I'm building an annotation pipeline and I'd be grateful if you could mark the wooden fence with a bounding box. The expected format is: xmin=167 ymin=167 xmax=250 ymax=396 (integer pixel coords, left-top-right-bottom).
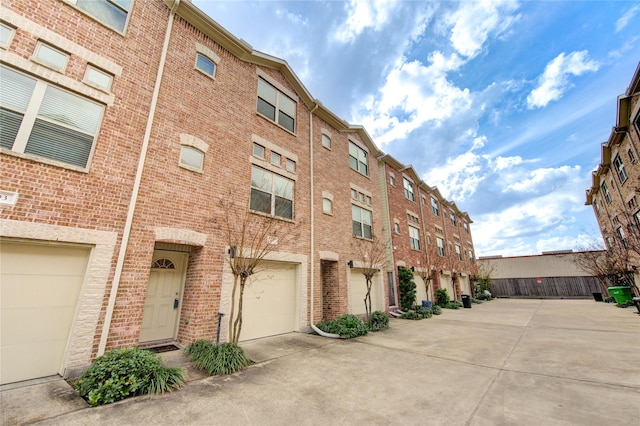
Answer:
xmin=490 ymin=276 xmax=604 ymax=299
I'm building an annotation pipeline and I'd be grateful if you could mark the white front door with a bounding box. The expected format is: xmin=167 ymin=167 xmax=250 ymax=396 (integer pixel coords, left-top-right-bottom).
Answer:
xmin=139 ymin=251 xmax=186 ymax=343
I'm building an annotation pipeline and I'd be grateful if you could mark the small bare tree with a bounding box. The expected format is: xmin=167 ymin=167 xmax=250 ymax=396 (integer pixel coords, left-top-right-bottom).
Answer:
xmin=352 ymin=235 xmax=389 ymax=322
xmin=416 ymin=240 xmax=448 ymax=301
xmin=574 ymin=234 xmax=638 ymax=296
xmin=217 ymin=194 xmax=299 ymax=344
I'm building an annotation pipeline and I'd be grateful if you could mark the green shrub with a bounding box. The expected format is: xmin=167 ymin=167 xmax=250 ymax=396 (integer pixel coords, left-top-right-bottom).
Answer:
xmin=400 ymin=306 xmax=432 ymax=320
xmin=435 ymin=288 xmax=450 ymax=307
xmin=316 ymin=314 xmax=368 ymax=338
xmin=445 ymin=301 xmax=463 ymax=309
xmin=185 ymin=341 xmax=251 ymax=376
xmin=476 ymin=291 xmax=492 ymax=301
xmin=431 ymin=305 xmax=442 ymax=315
xmin=369 ymin=310 xmax=389 ymax=331
xmin=73 ymin=347 xmax=185 ymax=407
xmin=398 ymin=267 xmax=417 ymax=311
xmin=471 ymin=298 xmax=483 ymax=304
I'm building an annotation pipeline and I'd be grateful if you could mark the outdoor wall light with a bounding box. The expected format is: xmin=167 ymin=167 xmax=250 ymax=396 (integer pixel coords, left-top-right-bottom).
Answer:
xmin=410 ymin=266 xmax=415 ymax=272
xmin=347 ymin=260 xmax=354 ymax=268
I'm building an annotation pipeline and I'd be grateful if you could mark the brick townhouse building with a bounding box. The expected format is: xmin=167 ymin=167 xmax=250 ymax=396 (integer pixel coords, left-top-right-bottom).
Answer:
xmin=0 ymin=0 xmax=473 ymax=385
xmin=380 ymin=155 xmax=476 ymax=306
xmin=585 ymin=62 xmax=640 ymax=280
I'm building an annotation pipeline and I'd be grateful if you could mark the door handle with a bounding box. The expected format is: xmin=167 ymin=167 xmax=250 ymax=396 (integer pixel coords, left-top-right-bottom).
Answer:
xmin=174 ymin=298 xmax=179 ymax=309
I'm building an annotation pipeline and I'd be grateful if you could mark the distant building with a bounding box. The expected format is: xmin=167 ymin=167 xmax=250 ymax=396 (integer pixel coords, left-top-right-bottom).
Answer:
xmin=585 ymin=62 xmax=640 ymax=266
xmin=478 ymin=251 xmax=604 ymax=298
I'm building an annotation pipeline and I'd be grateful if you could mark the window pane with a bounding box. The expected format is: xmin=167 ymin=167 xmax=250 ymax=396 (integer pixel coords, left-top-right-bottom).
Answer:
xmin=362 ymin=209 xmax=372 ymax=225
xmin=25 ymin=119 xmax=93 ymax=167
xmin=196 ymin=54 xmax=215 ymax=77
xmin=360 ymin=162 xmax=368 ymax=176
xmin=275 ymin=196 xmax=293 ymax=219
xmin=0 ymin=108 xmax=23 ymax=149
xmin=253 ymin=143 xmax=264 ymax=158
xmin=76 ymin=0 xmax=128 ymax=32
xmin=39 ymin=86 xmax=103 ymax=133
xmin=257 ymin=98 xmax=276 ymax=121
xmin=349 ymin=142 xmax=358 ymax=158
xmin=250 ymin=188 xmax=271 ymax=214
xmin=279 ymin=94 xmax=295 ymax=117
xmin=273 ymin=174 xmax=293 ymax=199
xmin=278 ymin=111 xmax=295 ymax=132
xmin=363 ymin=224 xmax=372 ymax=239
xmin=286 ymin=158 xmax=295 ymax=172
xmin=323 ymin=198 xmax=332 ymax=214
xmin=251 ymin=167 xmax=271 ymax=191
xmin=322 ymin=134 xmax=331 ymax=148
xmin=257 ymin=79 xmax=277 ymax=104
xmin=353 ymin=220 xmax=362 ymax=237
xmin=349 ymin=156 xmax=358 ymax=171
xmin=0 ymin=23 xmax=13 ymax=46
xmin=35 ymin=44 xmax=67 ymax=70
xmin=85 ymin=67 xmax=113 ymax=90
xmin=0 ymin=66 xmax=37 ymax=111
xmin=180 ymin=146 xmax=204 ymax=169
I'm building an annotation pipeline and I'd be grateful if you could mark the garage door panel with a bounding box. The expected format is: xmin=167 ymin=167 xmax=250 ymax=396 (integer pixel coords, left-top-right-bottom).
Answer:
xmin=240 ymin=262 xmax=297 ymax=342
xmin=1 ymin=242 xmax=88 ymax=384
xmin=1 ymin=276 xmax=82 ymax=308
xmin=2 ymin=307 xmax=77 ymax=343
xmin=415 ymin=275 xmax=428 ymax=306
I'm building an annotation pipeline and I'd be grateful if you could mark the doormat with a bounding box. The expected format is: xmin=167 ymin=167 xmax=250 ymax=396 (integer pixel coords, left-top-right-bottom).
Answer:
xmin=147 ymin=344 xmax=180 ymax=354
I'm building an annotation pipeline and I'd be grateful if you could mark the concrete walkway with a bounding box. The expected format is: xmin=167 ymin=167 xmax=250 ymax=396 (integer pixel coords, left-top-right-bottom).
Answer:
xmin=2 ymin=299 xmax=638 ymax=425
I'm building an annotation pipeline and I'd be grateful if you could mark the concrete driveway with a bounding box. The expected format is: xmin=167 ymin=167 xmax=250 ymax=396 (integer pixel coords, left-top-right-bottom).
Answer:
xmin=2 ymin=299 xmax=639 ymax=425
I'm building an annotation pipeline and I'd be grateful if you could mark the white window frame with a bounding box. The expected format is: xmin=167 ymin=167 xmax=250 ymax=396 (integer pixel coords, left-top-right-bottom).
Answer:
xmin=469 ymin=249 xmax=475 ymax=264
xmin=270 ymin=151 xmax=281 ymax=167
xmin=1 ymin=65 xmax=104 ymax=171
xmin=403 ymin=178 xmax=415 ymax=202
xmin=250 ymin=165 xmax=294 ymax=220
xmin=352 ymin=204 xmax=373 ymax=240
xmin=195 ymin=53 xmax=217 ymax=79
xmin=68 ymin=0 xmax=132 ymax=33
xmin=389 ymin=173 xmax=395 ymax=186
xmin=349 ymin=141 xmax=368 ymax=176
xmin=602 ymin=181 xmax=611 ymax=203
xmin=323 ymin=198 xmax=333 ymax=215
xmin=409 ymin=226 xmax=420 ymax=250
xmin=286 ymin=158 xmax=296 ymax=173
xmin=0 ymin=22 xmax=16 ymax=49
xmin=613 ymin=154 xmax=628 ymax=183
xmin=257 ymin=77 xmax=296 ymax=133
xmin=450 ymin=211 xmax=457 ymax=226
xmin=84 ymin=65 xmax=114 ymax=92
xmin=253 ymin=143 xmax=265 ymax=159
xmin=431 ymin=197 xmax=439 ymax=216
xmin=321 ymin=133 xmax=331 ymax=149
xmin=455 ymin=244 xmax=462 ymax=261
xmin=32 ymin=41 xmax=69 ymax=72
xmin=179 ymin=145 xmax=204 ymax=172
xmin=436 ymin=237 xmax=445 ymax=257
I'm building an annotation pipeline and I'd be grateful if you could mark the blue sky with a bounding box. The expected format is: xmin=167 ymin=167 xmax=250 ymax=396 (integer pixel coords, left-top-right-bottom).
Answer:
xmin=193 ymin=0 xmax=640 ymax=257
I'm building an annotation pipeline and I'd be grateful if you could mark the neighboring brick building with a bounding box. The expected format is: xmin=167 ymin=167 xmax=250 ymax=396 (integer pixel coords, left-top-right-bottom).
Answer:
xmin=585 ymin=62 xmax=640 ymax=283
xmin=0 ymin=0 xmax=474 ymax=385
xmin=380 ymin=155 xmax=476 ymax=306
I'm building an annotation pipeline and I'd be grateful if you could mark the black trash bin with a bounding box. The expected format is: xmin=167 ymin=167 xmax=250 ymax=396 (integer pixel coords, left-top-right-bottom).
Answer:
xmin=461 ymin=294 xmax=472 ymax=308
xmin=633 ymin=297 xmax=640 ymax=314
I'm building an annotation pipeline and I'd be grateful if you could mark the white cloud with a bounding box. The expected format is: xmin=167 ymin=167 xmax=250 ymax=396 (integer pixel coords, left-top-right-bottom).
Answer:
xmin=527 ymin=51 xmax=600 ymax=109
xmin=616 ymin=4 xmax=640 ymax=32
xmin=353 ymin=52 xmax=471 ymax=146
xmin=334 ymin=0 xmax=399 ymax=43
xmin=446 ymin=0 xmax=520 ymax=58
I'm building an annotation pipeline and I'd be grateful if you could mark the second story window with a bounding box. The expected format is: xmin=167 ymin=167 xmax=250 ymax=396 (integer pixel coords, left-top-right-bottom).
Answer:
xmin=602 ymin=181 xmax=611 ymax=203
xmin=403 ymin=178 xmax=415 ymax=201
xmin=0 ymin=65 xmax=105 ymax=170
xmin=409 ymin=226 xmax=420 ymax=250
xmin=74 ymin=0 xmax=131 ymax=32
xmin=431 ymin=197 xmax=439 ymax=216
xmin=352 ymin=205 xmax=372 ymax=239
xmin=455 ymin=245 xmax=462 ymax=261
xmin=436 ymin=237 xmax=445 ymax=257
xmin=250 ymin=166 xmax=294 ymax=220
xmin=349 ymin=142 xmax=368 ymax=176
xmin=257 ymin=78 xmax=296 ymax=132
xmin=613 ymin=154 xmax=628 ymax=183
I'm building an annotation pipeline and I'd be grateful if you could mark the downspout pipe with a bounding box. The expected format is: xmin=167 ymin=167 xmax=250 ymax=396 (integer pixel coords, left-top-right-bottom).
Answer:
xmin=309 ymin=102 xmax=318 ymax=328
xmin=98 ymin=0 xmax=181 ymax=355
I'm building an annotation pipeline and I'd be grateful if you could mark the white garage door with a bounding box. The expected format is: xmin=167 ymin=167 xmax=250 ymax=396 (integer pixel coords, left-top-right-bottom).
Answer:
xmin=1 ymin=241 xmax=89 ymax=384
xmin=239 ymin=261 xmax=297 ymax=342
xmin=349 ymin=269 xmax=382 ymax=316
xmin=440 ymin=274 xmax=455 ymax=300
xmin=460 ymin=275 xmax=471 ymax=295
